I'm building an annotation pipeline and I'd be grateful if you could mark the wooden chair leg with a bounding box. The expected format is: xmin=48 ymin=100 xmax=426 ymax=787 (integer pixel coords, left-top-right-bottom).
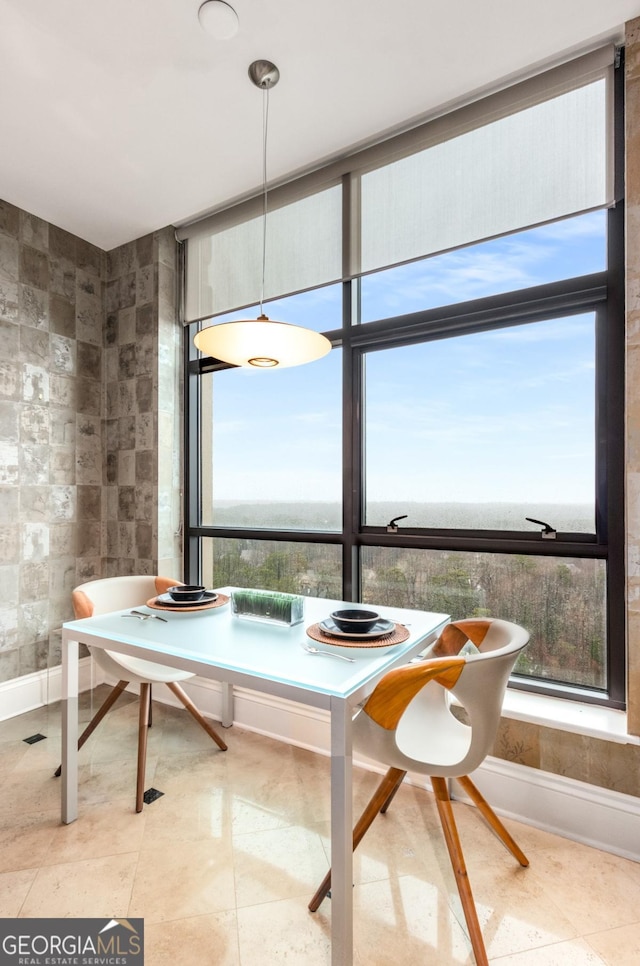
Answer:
xmin=148 ymin=683 xmax=153 ymax=727
xmin=166 ymin=681 xmax=228 ymax=751
xmin=455 ymin=775 xmax=529 ymax=866
xmin=308 ymin=766 xmax=406 ymax=913
xmin=379 ymin=771 xmax=406 ymax=814
xmin=136 ymin=683 xmax=151 ymax=813
xmin=54 ymin=680 xmax=129 ymax=777
xmin=431 ymin=776 xmax=489 ymax=966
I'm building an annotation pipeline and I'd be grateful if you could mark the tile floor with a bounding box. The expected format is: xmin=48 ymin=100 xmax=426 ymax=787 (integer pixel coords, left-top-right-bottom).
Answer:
xmin=1 ymin=686 xmax=640 ymax=964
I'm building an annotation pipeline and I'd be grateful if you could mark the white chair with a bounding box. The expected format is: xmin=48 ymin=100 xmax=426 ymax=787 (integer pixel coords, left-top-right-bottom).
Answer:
xmin=56 ymin=575 xmax=227 ymax=812
xmin=308 ymin=617 xmax=530 ymax=966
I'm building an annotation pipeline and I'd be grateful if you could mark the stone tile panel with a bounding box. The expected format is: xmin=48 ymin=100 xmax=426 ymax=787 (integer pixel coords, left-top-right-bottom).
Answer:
xmin=76 ymin=238 xmax=102 ymax=277
xmin=77 ymin=485 xmax=102 ymax=520
xmin=0 ymin=441 xmax=19 ymax=484
xmin=136 ymin=233 xmax=154 ymax=269
xmin=49 ymin=256 xmax=76 ymax=301
xmin=49 ymin=293 xmax=75 ymax=338
xmin=50 ymin=445 xmax=76 ymax=484
xmin=0 ymin=563 xmax=19 ymax=611
xmin=0 ymin=279 xmax=19 ymax=322
xmin=22 ymin=522 xmax=49 ymax=560
xmin=22 ymin=364 xmax=49 ymax=404
xmin=20 ymin=327 xmax=50 ymax=367
xmin=0 ymin=318 xmax=20 ymax=357
xmin=49 ymin=485 xmax=76 ymax=522
xmin=77 ymin=340 xmax=101 ymax=379
xmin=20 ymin=560 xmax=49 ymax=601
xmin=136 ymin=375 xmax=153 ymax=413
xmin=0 ymin=525 xmax=19 ymax=564
xmin=49 ymin=523 xmax=75 ymax=557
xmin=20 ymin=405 xmax=49 ymax=445
xmin=0 ymin=200 xmax=19 ymax=237
xmin=49 ymin=373 xmax=76 ymax=409
xmin=20 ymin=444 xmax=49 ymax=484
xmin=0 ymin=488 xmax=19 ymax=524
xmin=49 ymin=224 xmax=77 ymax=262
xmin=118 ymin=306 xmax=136 ymax=344
xmin=76 ymin=289 xmax=102 ymax=344
xmin=51 ymin=334 xmax=75 ymax=373
xmin=77 ymin=377 xmax=101 ymax=416
xmin=0 ymin=610 xmax=18 ymax=651
xmin=20 ymin=212 xmax=48 ymax=252
xmin=20 ymin=487 xmax=48 ymax=522
xmin=19 ymin=245 xmax=48 ymax=290
xmin=50 ymin=408 xmax=75 ymax=446
xmin=0 ymin=234 xmax=19 ymax=281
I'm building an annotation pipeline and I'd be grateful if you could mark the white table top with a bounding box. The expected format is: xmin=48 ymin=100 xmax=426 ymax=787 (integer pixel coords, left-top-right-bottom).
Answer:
xmin=62 ymin=588 xmax=450 ymax=708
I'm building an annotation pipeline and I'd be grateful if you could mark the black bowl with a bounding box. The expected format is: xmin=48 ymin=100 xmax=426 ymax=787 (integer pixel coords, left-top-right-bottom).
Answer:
xmin=167 ymin=584 xmax=206 ymax=602
xmin=330 ymin=608 xmax=380 ymax=634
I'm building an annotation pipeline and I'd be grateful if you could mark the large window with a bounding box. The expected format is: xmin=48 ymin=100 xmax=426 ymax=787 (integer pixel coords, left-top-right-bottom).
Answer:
xmin=361 ymin=548 xmax=607 ymax=690
xmin=363 ymin=312 xmax=597 ymax=532
xmin=184 ymin=47 xmax=624 ymax=706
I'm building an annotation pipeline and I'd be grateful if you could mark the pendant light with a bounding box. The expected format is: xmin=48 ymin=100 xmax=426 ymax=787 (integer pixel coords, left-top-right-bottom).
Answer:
xmin=193 ymin=60 xmax=332 ymax=369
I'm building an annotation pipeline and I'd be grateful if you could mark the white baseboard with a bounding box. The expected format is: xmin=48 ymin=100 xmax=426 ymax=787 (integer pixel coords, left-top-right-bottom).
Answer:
xmin=451 ymin=757 xmax=640 ymax=863
xmin=3 ymin=667 xmax=640 ymax=862
xmin=0 ymin=658 xmax=95 ymax=722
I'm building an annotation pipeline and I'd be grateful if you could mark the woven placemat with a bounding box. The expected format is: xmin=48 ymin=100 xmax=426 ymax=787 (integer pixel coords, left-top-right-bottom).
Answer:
xmin=306 ymin=621 xmax=410 ymax=649
xmin=146 ymin=592 xmax=230 ymax=613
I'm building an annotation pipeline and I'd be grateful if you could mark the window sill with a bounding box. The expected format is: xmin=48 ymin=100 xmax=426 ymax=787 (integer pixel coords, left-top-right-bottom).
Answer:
xmin=500 ymin=689 xmax=640 ymax=745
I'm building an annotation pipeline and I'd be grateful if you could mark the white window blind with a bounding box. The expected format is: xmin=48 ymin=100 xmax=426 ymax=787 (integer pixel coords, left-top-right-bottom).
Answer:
xmin=181 ymin=47 xmax=614 ymax=326
xmin=360 ymin=79 xmax=611 ymax=275
xmin=184 ymin=185 xmax=342 ymax=324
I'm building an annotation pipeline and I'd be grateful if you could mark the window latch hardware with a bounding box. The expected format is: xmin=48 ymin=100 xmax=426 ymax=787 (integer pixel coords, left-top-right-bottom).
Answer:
xmin=525 ymin=517 xmax=557 ymax=539
xmin=387 ymin=514 xmax=408 ymax=533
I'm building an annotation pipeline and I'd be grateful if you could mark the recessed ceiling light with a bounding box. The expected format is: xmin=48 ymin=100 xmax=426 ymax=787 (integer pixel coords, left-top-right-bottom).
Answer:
xmin=198 ymin=1 xmax=239 ymax=40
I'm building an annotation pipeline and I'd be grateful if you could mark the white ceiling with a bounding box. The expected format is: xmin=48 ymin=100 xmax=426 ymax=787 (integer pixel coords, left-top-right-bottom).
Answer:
xmin=1 ymin=0 xmax=639 ymax=251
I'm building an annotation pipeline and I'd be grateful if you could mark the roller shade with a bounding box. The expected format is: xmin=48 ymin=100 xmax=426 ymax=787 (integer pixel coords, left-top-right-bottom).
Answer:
xmin=361 ymin=78 xmax=611 ymax=274
xmin=185 ymin=184 xmax=342 ymax=324
xmin=181 ymin=46 xmax=615 ymax=325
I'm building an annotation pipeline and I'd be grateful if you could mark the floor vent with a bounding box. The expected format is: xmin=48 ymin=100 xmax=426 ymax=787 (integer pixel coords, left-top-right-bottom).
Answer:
xmin=23 ymin=733 xmax=46 ymax=744
xmin=143 ymin=787 xmax=164 ymax=805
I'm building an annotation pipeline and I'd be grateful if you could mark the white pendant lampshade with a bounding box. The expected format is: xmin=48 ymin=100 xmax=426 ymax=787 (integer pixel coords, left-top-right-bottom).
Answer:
xmin=193 ymin=59 xmax=332 ymax=370
xmin=193 ymin=314 xmax=331 ymax=368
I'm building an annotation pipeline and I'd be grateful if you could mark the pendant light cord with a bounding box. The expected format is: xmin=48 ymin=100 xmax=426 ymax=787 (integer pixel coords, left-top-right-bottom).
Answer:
xmin=260 ymin=85 xmax=270 ymax=316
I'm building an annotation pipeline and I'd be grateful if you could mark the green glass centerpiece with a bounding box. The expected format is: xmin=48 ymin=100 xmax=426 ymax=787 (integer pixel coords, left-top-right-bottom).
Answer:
xmin=230 ymin=589 xmax=305 ymax=626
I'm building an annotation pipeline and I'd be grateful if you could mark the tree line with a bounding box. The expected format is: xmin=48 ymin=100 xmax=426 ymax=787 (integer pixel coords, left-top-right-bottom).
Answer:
xmin=208 ymin=540 xmax=605 ymax=690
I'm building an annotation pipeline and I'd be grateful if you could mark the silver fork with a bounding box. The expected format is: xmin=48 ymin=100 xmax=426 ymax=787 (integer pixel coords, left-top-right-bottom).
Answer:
xmin=121 ymin=610 xmax=168 ymax=623
xmin=301 ymin=642 xmax=355 ymax=662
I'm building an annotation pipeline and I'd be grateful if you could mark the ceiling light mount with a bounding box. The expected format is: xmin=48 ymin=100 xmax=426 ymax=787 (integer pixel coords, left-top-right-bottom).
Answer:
xmin=248 ymin=60 xmax=280 ymax=90
xmin=198 ymin=1 xmax=239 ymax=40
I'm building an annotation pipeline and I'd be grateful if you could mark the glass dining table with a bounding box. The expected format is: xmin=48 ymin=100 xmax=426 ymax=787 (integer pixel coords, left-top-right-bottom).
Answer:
xmin=60 ymin=588 xmax=449 ymax=965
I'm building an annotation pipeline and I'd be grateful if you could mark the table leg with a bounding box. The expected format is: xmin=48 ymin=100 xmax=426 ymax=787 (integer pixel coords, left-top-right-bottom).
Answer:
xmin=221 ymin=681 xmax=234 ymax=728
xmin=61 ymin=634 xmax=79 ymax=824
xmin=330 ymin=696 xmax=353 ymax=965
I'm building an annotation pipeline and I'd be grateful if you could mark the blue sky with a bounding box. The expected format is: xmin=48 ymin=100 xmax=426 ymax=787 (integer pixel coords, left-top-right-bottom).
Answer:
xmin=205 ymin=211 xmax=605 ymax=517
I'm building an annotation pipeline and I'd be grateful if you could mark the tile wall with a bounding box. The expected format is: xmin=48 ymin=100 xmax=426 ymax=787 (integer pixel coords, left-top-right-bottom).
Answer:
xmin=0 ymin=201 xmax=180 ymax=686
xmin=0 ymin=203 xmax=105 ymax=682
xmin=103 ymin=228 xmax=181 ymax=579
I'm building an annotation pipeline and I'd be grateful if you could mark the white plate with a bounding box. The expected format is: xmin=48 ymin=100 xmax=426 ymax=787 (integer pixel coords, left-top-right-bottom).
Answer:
xmin=319 ymin=617 xmax=395 ymax=640
xmin=155 ymin=591 xmax=218 ymax=608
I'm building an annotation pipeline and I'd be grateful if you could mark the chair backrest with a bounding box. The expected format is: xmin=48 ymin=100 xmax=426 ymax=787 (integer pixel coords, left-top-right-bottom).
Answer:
xmin=353 ymin=618 xmax=529 ymax=779
xmin=72 ymin=575 xmax=182 ymax=619
xmin=70 ymin=575 xmax=185 ymax=683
